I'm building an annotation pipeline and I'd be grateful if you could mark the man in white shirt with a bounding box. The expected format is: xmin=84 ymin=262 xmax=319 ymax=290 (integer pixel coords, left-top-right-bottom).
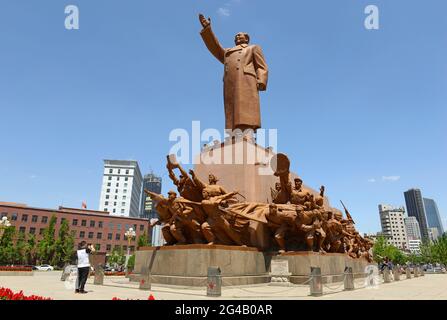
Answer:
xmin=76 ymin=241 xmax=95 ymax=294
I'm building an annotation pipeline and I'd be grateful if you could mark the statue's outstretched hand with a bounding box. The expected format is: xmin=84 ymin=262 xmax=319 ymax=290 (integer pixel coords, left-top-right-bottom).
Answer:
xmin=199 ymin=14 xmax=211 ymax=28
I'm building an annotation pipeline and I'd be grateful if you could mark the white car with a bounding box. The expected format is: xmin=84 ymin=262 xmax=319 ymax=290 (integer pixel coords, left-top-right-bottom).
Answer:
xmin=34 ymin=264 xmax=54 ymax=271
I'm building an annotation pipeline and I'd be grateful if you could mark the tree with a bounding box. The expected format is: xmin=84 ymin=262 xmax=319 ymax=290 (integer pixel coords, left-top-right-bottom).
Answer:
xmin=54 ymin=219 xmax=75 ymax=267
xmin=26 ymin=234 xmax=37 ymax=265
xmin=0 ymin=226 xmax=15 ymax=265
xmin=14 ymin=232 xmax=28 ymax=265
xmin=107 ymin=247 xmax=126 ymax=269
xmin=137 ymin=231 xmax=150 ymax=249
xmin=372 ymin=236 xmax=408 ymax=265
xmin=37 ymin=215 xmax=57 ymax=264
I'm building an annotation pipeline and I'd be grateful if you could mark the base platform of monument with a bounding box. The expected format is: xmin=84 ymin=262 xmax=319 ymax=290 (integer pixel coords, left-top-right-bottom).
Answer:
xmin=131 ymin=245 xmax=371 ymax=287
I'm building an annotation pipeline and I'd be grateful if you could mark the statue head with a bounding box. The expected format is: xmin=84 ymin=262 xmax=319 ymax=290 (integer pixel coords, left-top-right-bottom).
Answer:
xmin=275 ymin=182 xmax=281 ymax=191
xmin=269 ymin=204 xmax=278 ymax=215
xmin=167 ymin=190 xmax=177 ymax=201
xmin=334 ymin=211 xmax=343 ymax=221
xmin=208 ymin=174 xmax=218 ymax=185
xmin=234 ymin=32 xmax=250 ymax=46
xmin=202 ymin=190 xmax=210 ymax=200
xmin=294 ymin=177 xmax=303 ymax=189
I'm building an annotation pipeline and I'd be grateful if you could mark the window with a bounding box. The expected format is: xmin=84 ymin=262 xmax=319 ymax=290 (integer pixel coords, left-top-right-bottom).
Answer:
xmin=114 ymin=195 xmax=118 ymax=200
xmin=88 ymin=232 xmax=94 ymax=239
xmin=116 ymin=234 xmax=121 ymax=240
xmin=133 ymin=224 xmax=137 ymax=230
xmin=95 ymin=244 xmax=101 ymax=251
xmin=39 ymin=228 xmax=44 ymax=235
xmin=107 ymin=233 xmax=113 ymax=240
xmin=117 ymin=224 xmax=121 ymax=231
xmin=106 ymin=189 xmax=110 ymax=193
xmin=106 ymin=244 xmax=112 ymax=251
xmin=123 ymin=189 xmax=127 ymax=194
xmin=124 ymin=183 xmax=128 ymax=188
xmin=125 ymin=224 xmax=129 ymax=230
xmin=11 ymin=213 xmax=17 ymax=221
xmin=72 ymin=219 xmax=78 ymax=226
xmin=108 ymin=176 xmax=112 ymax=181
xmin=113 ymin=209 xmax=116 ymax=214
xmin=121 ymin=208 xmax=125 ymax=214
xmin=122 ymin=202 xmax=126 ymax=206
xmin=130 ymin=246 xmax=135 ymax=252
xmin=118 ymin=169 xmax=121 ymax=174
xmin=116 ymin=183 xmax=119 ymax=187
xmin=19 ymin=227 xmax=26 ymax=233
xmin=32 ymin=215 xmax=38 ymax=223
xmin=105 ymin=201 xmax=109 ymax=206
xmin=0 ymin=212 xmax=6 ymax=218
xmin=79 ymin=231 xmax=85 ymax=238
xmin=123 ymin=196 xmax=127 ymax=200
xmin=98 ymin=221 xmax=103 ymax=228
xmin=114 ymin=202 xmax=117 ymax=206
xmin=106 ymin=195 xmax=109 ymax=200
xmin=115 ymin=189 xmax=118 ymax=193
xmin=108 ymin=222 xmax=114 ymax=229
xmin=97 ymin=233 xmax=102 ymax=239
xmin=61 ymin=218 xmax=66 ymax=224
xmin=22 ymin=214 xmax=28 ymax=222
xmin=81 ymin=220 xmax=87 ymax=227
xmin=90 ymin=220 xmax=95 ymax=228
xmin=125 ymin=177 xmax=128 ymax=182
xmin=123 ymin=245 xmax=127 ymax=251
xmin=126 ymin=170 xmax=129 ymax=174
xmin=117 ymin=177 xmax=120 ymax=181
xmin=140 ymin=225 xmax=144 ymax=231
xmin=30 ymin=227 xmax=36 ymax=234
xmin=109 ymin=169 xmax=113 ymax=174
xmin=107 ymin=183 xmax=111 ymax=187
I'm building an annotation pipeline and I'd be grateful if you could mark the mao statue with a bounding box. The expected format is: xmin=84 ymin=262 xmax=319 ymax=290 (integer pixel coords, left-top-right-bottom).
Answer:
xmin=199 ymin=14 xmax=269 ymax=132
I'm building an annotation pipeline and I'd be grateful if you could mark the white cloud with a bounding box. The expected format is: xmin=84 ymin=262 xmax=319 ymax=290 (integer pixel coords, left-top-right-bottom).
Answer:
xmin=29 ymin=174 xmax=37 ymax=179
xmin=367 ymin=178 xmax=376 ymax=183
xmin=382 ymin=176 xmax=401 ymax=182
xmin=217 ymin=7 xmax=231 ymax=17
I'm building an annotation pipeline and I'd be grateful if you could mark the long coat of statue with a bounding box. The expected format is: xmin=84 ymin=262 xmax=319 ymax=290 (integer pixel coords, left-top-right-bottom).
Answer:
xmin=200 ymin=25 xmax=268 ymax=131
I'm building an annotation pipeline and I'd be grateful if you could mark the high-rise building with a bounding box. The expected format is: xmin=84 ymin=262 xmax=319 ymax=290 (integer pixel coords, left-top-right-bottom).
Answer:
xmin=140 ymin=173 xmax=162 ymax=220
xmin=99 ymin=160 xmax=143 ymax=218
xmin=429 ymin=227 xmax=440 ymax=242
xmin=408 ymin=239 xmax=422 ymax=254
xmin=404 ymin=189 xmax=430 ymax=242
xmin=404 ymin=216 xmax=422 ymax=240
xmin=423 ymin=198 xmax=444 ymax=238
xmin=378 ymin=204 xmax=408 ymax=250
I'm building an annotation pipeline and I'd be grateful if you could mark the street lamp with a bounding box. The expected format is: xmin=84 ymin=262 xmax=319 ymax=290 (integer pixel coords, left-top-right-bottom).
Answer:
xmin=124 ymin=227 xmax=136 ymax=273
xmin=0 ymin=216 xmax=11 ymax=238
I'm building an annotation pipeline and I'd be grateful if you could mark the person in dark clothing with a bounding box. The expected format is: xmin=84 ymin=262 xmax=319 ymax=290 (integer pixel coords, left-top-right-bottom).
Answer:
xmin=75 ymin=241 xmax=95 ymax=294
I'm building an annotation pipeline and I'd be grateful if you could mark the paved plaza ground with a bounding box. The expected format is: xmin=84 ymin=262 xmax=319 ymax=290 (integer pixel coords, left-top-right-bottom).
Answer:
xmin=1 ymin=271 xmax=447 ymax=300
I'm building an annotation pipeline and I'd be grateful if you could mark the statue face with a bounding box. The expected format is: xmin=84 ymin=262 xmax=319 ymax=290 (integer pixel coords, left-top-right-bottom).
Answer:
xmin=234 ymin=33 xmax=249 ymax=45
xmin=202 ymin=190 xmax=210 ymax=200
xmin=168 ymin=193 xmax=176 ymax=201
xmin=275 ymin=183 xmax=281 ymax=191
xmin=208 ymin=174 xmax=217 ymax=185
xmin=294 ymin=179 xmax=302 ymax=189
xmin=334 ymin=212 xmax=343 ymax=221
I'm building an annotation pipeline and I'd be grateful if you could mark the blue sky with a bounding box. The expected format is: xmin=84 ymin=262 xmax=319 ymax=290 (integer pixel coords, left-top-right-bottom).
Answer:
xmin=0 ymin=0 xmax=446 ymax=234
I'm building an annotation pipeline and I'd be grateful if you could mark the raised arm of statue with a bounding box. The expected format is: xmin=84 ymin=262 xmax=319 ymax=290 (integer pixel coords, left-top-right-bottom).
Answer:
xmin=144 ymin=189 xmax=167 ymax=205
xmin=199 ymin=13 xmax=225 ymax=64
xmin=253 ymin=45 xmax=268 ymax=91
xmin=189 ymin=169 xmax=206 ymax=190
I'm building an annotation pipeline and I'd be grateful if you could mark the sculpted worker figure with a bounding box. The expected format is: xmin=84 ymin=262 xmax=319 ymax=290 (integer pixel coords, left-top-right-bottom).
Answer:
xmin=199 ymin=14 xmax=269 ymax=132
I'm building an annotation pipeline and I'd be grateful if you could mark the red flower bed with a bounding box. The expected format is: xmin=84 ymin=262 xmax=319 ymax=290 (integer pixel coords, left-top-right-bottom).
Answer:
xmin=0 ymin=287 xmax=52 ymax=300
xmin=0 ymin=266 xmax=33 ymax=272
xmin=112 ymin=294 xmax=155 ymax=300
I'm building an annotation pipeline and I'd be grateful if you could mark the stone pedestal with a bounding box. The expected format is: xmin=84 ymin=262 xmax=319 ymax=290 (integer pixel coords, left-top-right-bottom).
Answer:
xmin=132 ymin=245 xmax=270 ymax=286
xmin=269 ymin=258 xmax=292 ymax=287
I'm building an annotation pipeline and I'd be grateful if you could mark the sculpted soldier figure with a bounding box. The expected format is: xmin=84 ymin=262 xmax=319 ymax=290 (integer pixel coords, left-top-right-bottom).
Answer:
xmin=265 ymin=204 xmax=297 ymax=253
xmin=290 ymin=177 xmax=310 ymax=206
xmin=189 ymin=169 xmax=228 ymax=198
xmin=295 ymin=207 xmax=326 ymax=253
xmin=201 ymin=190 xmax=246 ymax=246
xmin=145 ymin=190 xmax=203 ymax=245
xmin=166 ymin=156 xmax=203 ymax=202
xmin=199 ymin=13 xmax=268 ymax=132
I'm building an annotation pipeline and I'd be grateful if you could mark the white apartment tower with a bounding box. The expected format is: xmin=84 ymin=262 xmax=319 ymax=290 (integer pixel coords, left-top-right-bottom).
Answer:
xmin=99 ymin=160 xmax=143 ymax=218
xmin=404 ymin=216 xmax=422 ymax=240
xmin=378 ymin=204 xmax=408 ymax=250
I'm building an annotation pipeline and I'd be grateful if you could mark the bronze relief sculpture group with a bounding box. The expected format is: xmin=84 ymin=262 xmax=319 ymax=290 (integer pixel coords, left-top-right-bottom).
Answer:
xmin=146 ymin=155 xmax=373 ymax=261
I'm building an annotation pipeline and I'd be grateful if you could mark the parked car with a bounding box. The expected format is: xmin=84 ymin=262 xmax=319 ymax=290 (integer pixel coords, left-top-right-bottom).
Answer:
xmin=34 ymin=264 xmax=54 ymax=271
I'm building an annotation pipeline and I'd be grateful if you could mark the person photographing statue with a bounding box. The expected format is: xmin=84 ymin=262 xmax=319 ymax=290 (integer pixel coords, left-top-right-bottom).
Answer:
xmin=75 ymin=241 xmax=95 ymax=294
